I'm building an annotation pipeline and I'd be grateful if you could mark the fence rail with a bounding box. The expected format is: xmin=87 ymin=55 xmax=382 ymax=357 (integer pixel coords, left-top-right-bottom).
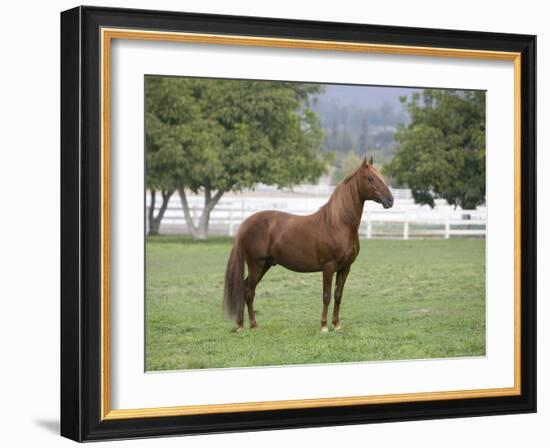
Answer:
xmin=147 ymin=193 xmax=486 ymax=239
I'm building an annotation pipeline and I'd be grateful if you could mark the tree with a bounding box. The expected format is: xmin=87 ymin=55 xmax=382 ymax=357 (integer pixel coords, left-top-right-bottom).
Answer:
xmin=384 ymin=89 xmax=485 ymax=209
xmin=331 ymin=150 xmax=362 ymax=185
xmin=342 ymin=151 xmax=362 ymax=176
xmin=145 ymin=77 xmax=329 ymax=239
xmin=145 ymin=77 xmax=210 ymax=235
xmin=145 ymin=77 xmax=190 ymax=235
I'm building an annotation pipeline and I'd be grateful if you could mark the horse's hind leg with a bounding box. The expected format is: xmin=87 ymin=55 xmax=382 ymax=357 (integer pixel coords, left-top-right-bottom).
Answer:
xmin=245 ymin=261 xmax=270 ymax=329
xmin=332 ymin=266 xmax=350 ymax=330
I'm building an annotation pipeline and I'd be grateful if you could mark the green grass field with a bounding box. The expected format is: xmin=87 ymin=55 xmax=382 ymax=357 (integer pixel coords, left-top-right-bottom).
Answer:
xmin=146 ymin=237 xmax=485 ymax=371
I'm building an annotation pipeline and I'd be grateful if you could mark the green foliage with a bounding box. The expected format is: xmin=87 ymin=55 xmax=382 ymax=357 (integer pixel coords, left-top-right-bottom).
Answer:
xmin=331 ymin=150 xmax=362 ymax=184
xmin=342 ymin=150 xmax=362 ymax=176
xmin=145 ymin=77 xmax=329 ymax=194
xmin=145 ymin=238 xmax=485 ymax=370
xmin=384 ymin=90 xmax=486 ymax=209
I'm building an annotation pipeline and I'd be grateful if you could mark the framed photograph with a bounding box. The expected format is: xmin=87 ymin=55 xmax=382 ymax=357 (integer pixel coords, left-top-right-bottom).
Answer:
xmin=60 ymin=6 xmax=536 ymax=442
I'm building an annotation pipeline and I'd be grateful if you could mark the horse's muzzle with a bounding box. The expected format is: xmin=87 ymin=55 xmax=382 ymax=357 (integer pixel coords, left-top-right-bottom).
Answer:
xmin=382 ymin=195 xmax=394 ymax=209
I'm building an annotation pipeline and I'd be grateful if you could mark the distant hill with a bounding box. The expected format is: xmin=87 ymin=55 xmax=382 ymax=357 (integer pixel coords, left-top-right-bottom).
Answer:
xmin=317 ymin=84 xmax=423 ymax=111
xmin=310 ymin=84 xmax=422 ymax=169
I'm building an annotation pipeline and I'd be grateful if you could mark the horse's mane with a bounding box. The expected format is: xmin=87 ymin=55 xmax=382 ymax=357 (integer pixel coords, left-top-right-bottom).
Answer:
xmin=320 ymin=167 xmax=364 ymax=229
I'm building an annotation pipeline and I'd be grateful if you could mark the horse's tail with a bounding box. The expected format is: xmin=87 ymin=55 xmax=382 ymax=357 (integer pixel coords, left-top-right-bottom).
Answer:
xmin=223 ymin=237 xmax=245 ymax=322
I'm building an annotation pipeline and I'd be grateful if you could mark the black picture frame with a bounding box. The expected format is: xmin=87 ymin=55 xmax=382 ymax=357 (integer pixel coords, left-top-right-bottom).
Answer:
xmin=61 ymin=5 xmax=536 ymax=442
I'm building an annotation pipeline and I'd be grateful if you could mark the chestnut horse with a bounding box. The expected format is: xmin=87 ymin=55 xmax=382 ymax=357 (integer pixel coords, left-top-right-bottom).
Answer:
xmin=223 ymin=157 xmax=394 ymax=333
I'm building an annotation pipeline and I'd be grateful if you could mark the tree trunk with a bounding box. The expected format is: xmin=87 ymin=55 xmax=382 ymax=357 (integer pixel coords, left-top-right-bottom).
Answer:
xmin=196 ymin=214 xmax=210 ymax=240
xmin=177 ymin=184 xmax=224 ymax=240
xmin=196 ymin=206 xmax=214 ymax=240
xmin=148 ymin=189 xmax=173 ymax=236
xmin=148 ymin=189 xmax=156 ymax=235
xmin=177 ymin=186 xmax=199 ymax=239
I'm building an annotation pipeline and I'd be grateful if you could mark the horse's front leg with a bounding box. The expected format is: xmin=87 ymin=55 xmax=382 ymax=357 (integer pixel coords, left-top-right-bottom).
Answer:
xmin=321 ymin=267 xmax=335 ymax=333
xmin=332 ymin=266 xmax=351 ymax=331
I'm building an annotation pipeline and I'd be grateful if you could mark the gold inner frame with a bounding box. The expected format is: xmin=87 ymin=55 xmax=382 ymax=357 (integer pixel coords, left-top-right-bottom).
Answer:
xmin=100 ymin=27 xmax=522 ymax=420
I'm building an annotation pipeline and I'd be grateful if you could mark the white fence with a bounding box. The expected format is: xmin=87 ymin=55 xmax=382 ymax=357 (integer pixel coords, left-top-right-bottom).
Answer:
xmin=147 ymin=189 xmax=486 ymax=239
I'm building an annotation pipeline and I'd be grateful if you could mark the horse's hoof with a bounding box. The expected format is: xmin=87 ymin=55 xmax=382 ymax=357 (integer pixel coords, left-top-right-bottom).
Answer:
xmin=250 ymin=323 xmax=258 ymax=330
xmin=321 ymin=326 xmax=329 ymax=334
xmin=236 ymin=326 xmax=244 ymax=333
xmin=334 ymin=324 xmax=342 ymax=331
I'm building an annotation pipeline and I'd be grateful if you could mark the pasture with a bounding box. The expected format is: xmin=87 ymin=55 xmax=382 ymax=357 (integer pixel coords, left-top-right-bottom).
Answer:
xmin=146 ymin=237 xmax=485 ymax=371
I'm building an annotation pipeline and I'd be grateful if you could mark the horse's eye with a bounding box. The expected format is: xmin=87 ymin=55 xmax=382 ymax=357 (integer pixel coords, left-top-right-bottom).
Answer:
xmin=367 ymin=175 xmax=374 ymax=182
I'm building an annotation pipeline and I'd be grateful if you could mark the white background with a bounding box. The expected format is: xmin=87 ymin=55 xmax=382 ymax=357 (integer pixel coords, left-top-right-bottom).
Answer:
xmin=111 ymin=40 xmax=515 ymax=409
xmin=0 ymin=0 xmax=546 ymax=447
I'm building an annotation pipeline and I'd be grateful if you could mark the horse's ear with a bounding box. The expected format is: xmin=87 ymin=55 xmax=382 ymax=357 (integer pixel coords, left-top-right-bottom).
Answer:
xmin=362 ymin=156 xmax=368 ymax=167
xmin=369 ymin=155 xmax=374 ymax=165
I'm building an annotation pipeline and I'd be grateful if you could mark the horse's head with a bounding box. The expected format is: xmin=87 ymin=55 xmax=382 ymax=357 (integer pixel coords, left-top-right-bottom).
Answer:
xmin=358 ymin=156 xmax=394 ymax=209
